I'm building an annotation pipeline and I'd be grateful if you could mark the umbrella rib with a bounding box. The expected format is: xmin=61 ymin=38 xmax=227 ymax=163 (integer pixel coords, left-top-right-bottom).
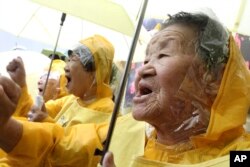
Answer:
xmin=232 ymin=0 xmax=247 ymax=33
xmin=35 ymin=15 xmax=54 ymax=42
xmin=17 ymin=6 xmax=41 ymax=37
xmin=122 ymin=35 xmax=130 ymax=48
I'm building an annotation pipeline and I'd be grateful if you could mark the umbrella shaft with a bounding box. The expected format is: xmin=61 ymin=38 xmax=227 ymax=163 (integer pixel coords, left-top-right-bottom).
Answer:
xmin=43 ymin=13 xmax=67 ymax=96
xmin=100 ymin=0 xmax=149 ymax=164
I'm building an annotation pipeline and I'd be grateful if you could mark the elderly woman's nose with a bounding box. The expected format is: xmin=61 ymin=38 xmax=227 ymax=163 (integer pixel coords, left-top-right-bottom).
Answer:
xmin=137 ymin=64 xmax=156 ymax=78
xmin=38 ymin=79 xmax=43 ymax=85
xmin=38 ymin=76 xmax=47 ymax=84
xmin=64 ymin=66 xmax=70 ymax=73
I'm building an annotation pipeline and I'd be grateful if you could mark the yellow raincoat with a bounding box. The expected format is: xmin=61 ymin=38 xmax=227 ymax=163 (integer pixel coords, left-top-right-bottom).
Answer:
xmin=13 ymin=59 xmax=68 ymax=117
xmin=42 ymin=35 xmax=115 ymax=126
xmin=0 ymin=35 xmax=115 ymax=164
xmin=1 ymin=35 xmax=250 ymax=167
xmin=13 ymin=35 xmax=115 ymax=126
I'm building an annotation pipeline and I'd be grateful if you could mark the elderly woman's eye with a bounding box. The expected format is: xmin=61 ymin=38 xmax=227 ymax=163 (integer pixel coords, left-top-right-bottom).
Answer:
xmin=158 ymin=54 xmax=170 ymax=59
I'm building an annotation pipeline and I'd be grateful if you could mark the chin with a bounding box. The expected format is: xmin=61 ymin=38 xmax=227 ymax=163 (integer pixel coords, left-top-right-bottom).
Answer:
xmin=132 ymin=107 xmax=145 ymax=121
xmin=66 ymin=85 xmax=73 ymax=93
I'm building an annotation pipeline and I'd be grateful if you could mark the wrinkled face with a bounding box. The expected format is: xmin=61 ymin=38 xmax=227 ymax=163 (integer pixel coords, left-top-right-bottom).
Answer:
xmin=37 ymin=74 xmax=59 ymax=102
xmin=132 ymin=24 xmax=197 ymax=126
xmin=64 ymin=54 xmax=95 ymax=98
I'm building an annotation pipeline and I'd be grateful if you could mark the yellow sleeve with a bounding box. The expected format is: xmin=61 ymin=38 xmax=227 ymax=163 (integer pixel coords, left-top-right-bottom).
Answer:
xmin=42 ymin=115 xmax=56 ymax=123
xmin=5 ymin=121 xmax=104 ymax=167
xmin=13 ymin=85 xmax=33 ymax=117
xmin=4 ymin=121 xmax=63 ymax=166
xmin=13 ymin=86 xmax=67 ymax=120
xmin=45 ymin=95 xmax=71 ymax=118
xmin=0 ymin=162 xmax=9 ymax=167
xmin=88 ymin=97 xmax=114 ymax=113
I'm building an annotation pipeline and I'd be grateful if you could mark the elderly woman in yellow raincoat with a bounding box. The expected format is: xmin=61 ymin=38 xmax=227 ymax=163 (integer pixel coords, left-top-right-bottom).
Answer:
xmin=6 ymin=34 xmax=115 ymax=126
xmin=7 ymin=57 xmax=68 ymax=117
xmin=37 ymin=58 xmax=68 ymax=102
xmin=0 ymin=12 xmax=250 ymax=167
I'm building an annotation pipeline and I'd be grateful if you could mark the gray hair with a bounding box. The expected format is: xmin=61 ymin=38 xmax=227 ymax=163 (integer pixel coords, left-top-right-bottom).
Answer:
xmin=162 ymin=12 xmax=229 ymax=70
xmin=68 ymin=44 xmax=95 ymax=72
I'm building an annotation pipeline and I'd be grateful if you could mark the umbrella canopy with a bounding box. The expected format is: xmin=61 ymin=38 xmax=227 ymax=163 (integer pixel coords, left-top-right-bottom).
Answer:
xmin=26 ymin=0 xmax=250 ymax=63
xmin=30 ymin=0 xmax=250 ymax=36
xmin=0 ymin=50 xmax=50 ymax=98
xmin=144 ymin=0 xmax=250 ymax=36
xmin=31 ymin=0 xmax=136 ymax=36
xmin=0 ymin=0 xmax=148 ymax=62
xmin=3 ymin=0 xmax=248 ymax=64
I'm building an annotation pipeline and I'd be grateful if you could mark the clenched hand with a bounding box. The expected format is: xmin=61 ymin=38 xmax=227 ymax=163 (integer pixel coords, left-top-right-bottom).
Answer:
xmin=6 ymin=57 xmax=26 ymax=87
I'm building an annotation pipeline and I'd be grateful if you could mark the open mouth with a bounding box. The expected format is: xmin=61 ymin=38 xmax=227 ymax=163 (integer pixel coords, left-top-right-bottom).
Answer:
xmin=65 ymin=75 xmax=72 ymax=85
xmin=38 ymin=88 xmax=43 ymax=93
xmin=139 ymin=87 xmax=152 ymax=95
xmin=133 ymin=82 xmax=153 ymax=104
xmin=137 ymin=82 xmax=153 ymax=96
xmin=37 ymin=86 xmax=44 ymax=95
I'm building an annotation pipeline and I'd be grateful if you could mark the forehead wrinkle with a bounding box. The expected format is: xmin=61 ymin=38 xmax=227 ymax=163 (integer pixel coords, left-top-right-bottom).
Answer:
xmin=146 ymin=36 xmax=180 ymax=57
xmin=146 ymin=28 xmax=191 ymax=57
xmin=158 ymin=29 xmax=192 ymax=47
xmin=160 ymin=30 xmax=186 ymax=40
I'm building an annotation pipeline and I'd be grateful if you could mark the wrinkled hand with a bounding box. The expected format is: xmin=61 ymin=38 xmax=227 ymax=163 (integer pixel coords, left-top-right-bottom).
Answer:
xmin=6 ymin=57 xmax=26 ymax=87
xmin=0 ymin=76 xmax=21 ymax=126
xmin=27 ymin=104 xmax=48 ymax=122
xmin=0 ymin=76 xmax=22 ymax=153
xmin=102 ymin=152 xmax=116 ymax=167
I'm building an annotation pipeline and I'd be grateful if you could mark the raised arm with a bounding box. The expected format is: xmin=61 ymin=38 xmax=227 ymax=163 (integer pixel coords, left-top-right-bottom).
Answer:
xmin=0 ymin=76 xmax=22 ymax=152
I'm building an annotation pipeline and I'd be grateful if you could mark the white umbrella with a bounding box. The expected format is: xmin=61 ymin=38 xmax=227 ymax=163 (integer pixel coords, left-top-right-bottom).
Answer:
xmin=31 ymin=0 xmax=137 ymax=36
xmin=0 ymin=0 xmax=149 ymax=62
xmin=0 ymin=50 xmax=50 ymax=98
xmin=144 ymin=0 xmax=250 ymax=36
xmin=26 ymin=0 xmax=250 ymax=62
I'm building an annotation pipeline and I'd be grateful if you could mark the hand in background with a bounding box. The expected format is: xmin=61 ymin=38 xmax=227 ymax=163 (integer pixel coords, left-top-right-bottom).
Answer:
xmin=6 ymin=57 xmax=27 ymax=87
xmin=102 ymin=152 xmax=116 ymax=167
xmin=27 ymin=104 xmax=48 ymax=122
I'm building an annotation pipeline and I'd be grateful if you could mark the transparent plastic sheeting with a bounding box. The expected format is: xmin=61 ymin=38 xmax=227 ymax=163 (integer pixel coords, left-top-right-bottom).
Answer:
xmin=165 ymin=14 xmax=229 ymax=139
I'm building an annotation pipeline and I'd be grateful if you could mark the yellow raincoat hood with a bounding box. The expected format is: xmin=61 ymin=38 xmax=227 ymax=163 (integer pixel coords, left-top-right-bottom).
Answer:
xmin=79 ymin=35 xmax=114 ymax=98
xmin=192 ymin=35 xmax=250 ymax=146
